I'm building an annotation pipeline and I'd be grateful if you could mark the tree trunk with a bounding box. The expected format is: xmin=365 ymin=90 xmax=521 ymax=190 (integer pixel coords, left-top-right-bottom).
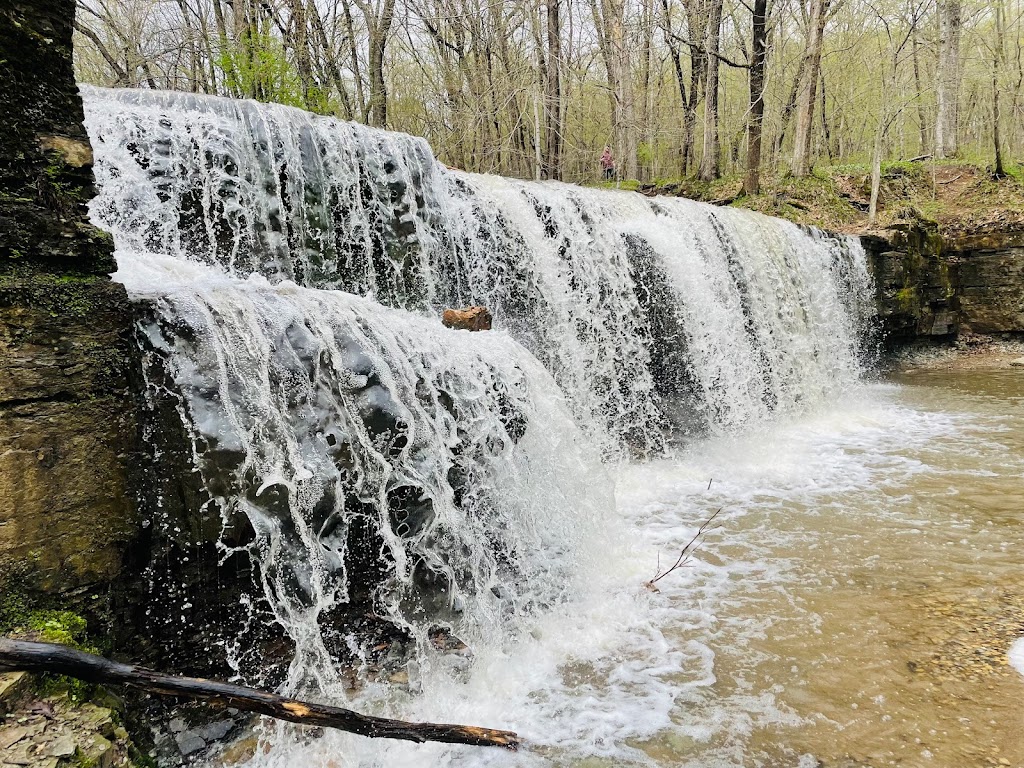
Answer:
xmin=367 ymin=0 xmax=397 ymax=127
xmin=659 ymin=0 xmax=689 ymax=175
xmin=340 ymin=0 xmax=367 ymax=120
xmin=743 ymin=0 xmax=768 ymax=195
xmin=935 ymin=0 xmax=961 ymax=158
xmin=289 ymin=0 xmax=315 ymax=107
xmin=310 ymin=6 xmax=354 ymax=118
xmin=544 ymin=0 xmax=563 ymax=179
xmin=697 ymin=0 xmax=724 ymax=181
xmin=591 ymin=0 xmax=637 ymax=180
xmin=993 ymin=0 xmax=1006 ymax=177
xmin=773 ymin=54 xmax=807 ymax=165
xmin=0 ymin=640 xmax=518 ymax=750
xmin=233 ymin=0 xmax=259 ymax=99
xmin=791 ymin=0 xmax=828 ymax=176
xmin=868 ymin=115 xmax=883 ymax=223
xmin=911 ymin=33 xmax=929 ymax=155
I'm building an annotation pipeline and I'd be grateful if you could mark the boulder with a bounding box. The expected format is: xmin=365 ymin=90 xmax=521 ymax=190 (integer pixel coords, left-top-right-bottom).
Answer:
xmin=442 ymin=306 xmax=492 ymax=331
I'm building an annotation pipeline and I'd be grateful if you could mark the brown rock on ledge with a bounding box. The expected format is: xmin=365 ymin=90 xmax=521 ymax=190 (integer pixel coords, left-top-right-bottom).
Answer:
xmin=442 ymin=306 xmax=492 ymax=331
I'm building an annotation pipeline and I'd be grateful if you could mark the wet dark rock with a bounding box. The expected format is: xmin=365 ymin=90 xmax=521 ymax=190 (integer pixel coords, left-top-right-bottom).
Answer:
xmin=174 ymin=729 xmax=206 ymax=756
xmin=0 ymin=0 xmax=143 ymax=631
xmin=197 ymin=719 xmax=234 ymax=741
xmin=428 ymin=625 xmax=472 ymax=657
xmin=622 ymin=232 xmax=700 ymax=442
xmin=863 ymin=223 xmax=1024 ymax=347
xmin=0 ymin=5 xmax=116 ymax=276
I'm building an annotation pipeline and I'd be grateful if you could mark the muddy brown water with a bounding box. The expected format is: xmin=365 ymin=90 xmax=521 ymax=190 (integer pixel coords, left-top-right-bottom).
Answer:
xmin=229 ymin=368 xmax=1024 ymax=768
xmin=614 ymin=367 xmax=1024 ymax=768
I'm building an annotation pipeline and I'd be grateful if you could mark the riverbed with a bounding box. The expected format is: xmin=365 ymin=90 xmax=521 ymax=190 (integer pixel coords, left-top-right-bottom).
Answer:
xmin=236 ymin=366 xmax=1024 ymax=768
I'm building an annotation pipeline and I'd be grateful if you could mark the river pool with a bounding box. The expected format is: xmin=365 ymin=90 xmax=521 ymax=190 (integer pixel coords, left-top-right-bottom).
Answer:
xmin=236 ymin=364 xmax=1024 ymax=768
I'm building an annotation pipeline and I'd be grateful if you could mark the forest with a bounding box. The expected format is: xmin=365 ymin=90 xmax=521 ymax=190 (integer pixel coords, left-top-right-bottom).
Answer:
xmin=73 ymin=0 xmax=1024 ymax=199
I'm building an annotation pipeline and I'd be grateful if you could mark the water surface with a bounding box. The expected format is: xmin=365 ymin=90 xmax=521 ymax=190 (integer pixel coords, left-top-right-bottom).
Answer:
xmin=236 ymin=369 xmax=1024 ymax=768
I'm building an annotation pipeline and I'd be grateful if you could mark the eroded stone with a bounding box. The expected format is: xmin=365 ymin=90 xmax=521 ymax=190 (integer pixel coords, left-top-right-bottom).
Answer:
xmin=442 ymin=306 xmax=492 ymax=331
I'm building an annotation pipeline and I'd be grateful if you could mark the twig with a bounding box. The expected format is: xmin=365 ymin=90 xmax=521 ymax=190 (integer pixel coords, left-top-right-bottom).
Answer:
xmin=644 ymin=508 xmax=723 ymax=592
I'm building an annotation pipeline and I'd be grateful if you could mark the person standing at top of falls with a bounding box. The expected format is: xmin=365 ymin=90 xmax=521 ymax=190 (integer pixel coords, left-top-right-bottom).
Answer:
xmin=600 ymin=146 xmax=615 ymax=180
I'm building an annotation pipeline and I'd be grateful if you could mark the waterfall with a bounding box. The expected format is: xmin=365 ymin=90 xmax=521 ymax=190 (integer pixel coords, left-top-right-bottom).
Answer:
xmin=80 ymin=85 xmax=874 ymax=713
xmin=83 ymin=86 xmax=874 ymax=455
xmin=123 ymin=253 xmax=608 ymax=693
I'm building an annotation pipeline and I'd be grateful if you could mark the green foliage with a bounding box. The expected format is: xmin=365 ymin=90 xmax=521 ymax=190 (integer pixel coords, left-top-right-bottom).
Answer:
xmin=25 ymin=611 xmax=88 ymax=646
xmin=637 ymin=142 xmax=654 ymax=169
xmin=1003 ymin=163 xmax=1024 ymax=184
xmin=0 ymin=571 xmax=100 ymax=703
xmin=216 ymin=34 xmax=329 ymax=112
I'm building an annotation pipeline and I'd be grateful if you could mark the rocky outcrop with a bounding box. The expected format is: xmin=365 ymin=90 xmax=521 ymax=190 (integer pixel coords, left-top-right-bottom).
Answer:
xmin=863 ymin=221 xmax=1024 ymax=345
xmin=0 ymin=683 xmax=137 ymax=768
xmin=0 ymin=2 xmax=140 ymax=609
xmin=945 ymin=230 xmax=1024 ymax=335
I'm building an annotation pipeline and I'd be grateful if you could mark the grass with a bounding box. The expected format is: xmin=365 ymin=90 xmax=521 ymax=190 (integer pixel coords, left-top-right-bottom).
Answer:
xmin=588 ymin=159 xmax=1024 ymax=237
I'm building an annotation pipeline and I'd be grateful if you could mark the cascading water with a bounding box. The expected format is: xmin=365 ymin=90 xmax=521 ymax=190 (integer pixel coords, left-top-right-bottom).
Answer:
xmin=83 ymin=85 xmax=874 ymax=454
xmin=80 ymin=85 xmax=880 ymax=765
xmin=123 ymin=253 xmax=609 ymax=698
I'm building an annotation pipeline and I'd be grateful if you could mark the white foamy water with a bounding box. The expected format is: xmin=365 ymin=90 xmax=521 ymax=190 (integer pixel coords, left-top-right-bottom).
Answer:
xmin=223 ymin=373 xmax=1024 ymax=766
xmin=83 ymin=85 xmax=874 ymax=453
xmin=1009 ymin=639 xmax=1024 ymax=677
xmin=76 ymin=85 xmax=1024 ymax=768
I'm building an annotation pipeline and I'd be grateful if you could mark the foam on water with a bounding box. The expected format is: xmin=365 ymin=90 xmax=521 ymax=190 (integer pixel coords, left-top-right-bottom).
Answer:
xmin=76 ymin=86 xmax=908 ymax=766
xmin=221 ymin=382 xmax=996 ymax=767
xmin=1009 ymin=638 xmax=1024 ymax=678
xmin=122 ymin=245 xmax=614 ymax=698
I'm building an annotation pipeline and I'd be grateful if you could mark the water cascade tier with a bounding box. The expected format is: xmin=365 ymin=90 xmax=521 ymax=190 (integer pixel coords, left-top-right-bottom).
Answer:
xmin=121 ymin=252 xmax=609 ymax=692
xmin=83 ymin=86 xmax=875 ymax=456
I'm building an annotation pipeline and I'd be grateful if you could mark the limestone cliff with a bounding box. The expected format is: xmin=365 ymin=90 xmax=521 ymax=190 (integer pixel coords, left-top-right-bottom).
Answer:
xmin=0 ymin=1 xmax=140 ymax=607
xmin=863 ymin=221 xmax=1024 ymax=345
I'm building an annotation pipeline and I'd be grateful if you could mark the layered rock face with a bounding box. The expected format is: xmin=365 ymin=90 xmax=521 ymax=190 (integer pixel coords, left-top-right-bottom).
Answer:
xmin=947 ymin=231 xmax=1024 ymax=335
xmin=863 ymin=222 xmax=1024 ymax=344
xmin=0 ymin=2 xmax=139 ymax=602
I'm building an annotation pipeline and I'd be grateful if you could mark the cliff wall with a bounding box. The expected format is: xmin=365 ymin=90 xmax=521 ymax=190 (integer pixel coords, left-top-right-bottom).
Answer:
xmin=0 ymin=0 xmax=140 ymax=618
xmin=863 ymin=222 xmax=1024 ymax=345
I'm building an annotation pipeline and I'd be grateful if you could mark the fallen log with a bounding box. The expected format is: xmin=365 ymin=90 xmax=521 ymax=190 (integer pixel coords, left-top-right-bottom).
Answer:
xmin=0 ymin=639 xmax=518 ymax=750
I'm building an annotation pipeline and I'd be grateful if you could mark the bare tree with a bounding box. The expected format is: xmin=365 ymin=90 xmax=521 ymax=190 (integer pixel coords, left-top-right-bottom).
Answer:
xmin=697 ymin=0 xmax=725 ymax=180
xmin=744 ymin=0 xmax=770 ymax=194
xmin=935 ymin=0 xmax=961 ymax=158
xmin=791 ymin=0 xmax=829 ymax=176
xmin=992 ymin=0 xmax=1008 ymax=177
xmin=591 ymin=0 xmax=638 ymax=178
xmin=68 ymin=0 xmax=1015 ymax=186
xmin=544 ymin=0 xmax=564 ymax=178
xmin=361 ymin=0 xmax=398 ymax=126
